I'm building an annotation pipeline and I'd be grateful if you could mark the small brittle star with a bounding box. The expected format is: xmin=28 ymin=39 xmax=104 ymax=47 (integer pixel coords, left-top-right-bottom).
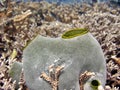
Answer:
xmin=40 ymin=64 xmax=64 ymax=90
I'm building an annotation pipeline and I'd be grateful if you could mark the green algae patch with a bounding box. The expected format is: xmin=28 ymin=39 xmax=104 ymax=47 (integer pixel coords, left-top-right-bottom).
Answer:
xmin=62 ymin=28 xmax=89 ymax=39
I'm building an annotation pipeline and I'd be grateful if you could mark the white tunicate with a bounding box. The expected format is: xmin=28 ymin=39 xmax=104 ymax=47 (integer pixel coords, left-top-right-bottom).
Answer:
xmin=23 ymin=33 xmax=106 ymax=90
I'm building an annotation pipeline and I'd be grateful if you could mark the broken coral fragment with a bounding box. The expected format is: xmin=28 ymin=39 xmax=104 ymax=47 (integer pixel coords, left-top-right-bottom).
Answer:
xmin=13 ymin=10 xmax=32 ymax=22
xmin=40 ymin=64 xmax=64 ymax=90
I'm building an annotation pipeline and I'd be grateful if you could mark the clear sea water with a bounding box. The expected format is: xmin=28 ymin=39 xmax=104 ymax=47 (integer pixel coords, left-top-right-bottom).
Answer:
xmin=11 ymin=0 xmax=120 ymax=5
xmin=15 ymin=0 xmax=120 ymax=5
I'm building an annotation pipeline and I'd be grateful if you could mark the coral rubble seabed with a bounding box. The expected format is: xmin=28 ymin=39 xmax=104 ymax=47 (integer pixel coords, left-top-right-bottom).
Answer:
xmin=0 ymin=1 xmax=120 ymax=90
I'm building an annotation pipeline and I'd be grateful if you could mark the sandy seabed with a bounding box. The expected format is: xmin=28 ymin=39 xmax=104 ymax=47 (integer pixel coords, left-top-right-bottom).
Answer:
xmin=0 ymin=1 xmax=120 ymax=90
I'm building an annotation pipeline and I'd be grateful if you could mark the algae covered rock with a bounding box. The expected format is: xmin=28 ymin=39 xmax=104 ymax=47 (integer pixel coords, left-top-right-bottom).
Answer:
xmin=23 ymin=28 xmax=106 ymax=90
xmin=9 ymin=61 xmax=23 ymax=88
